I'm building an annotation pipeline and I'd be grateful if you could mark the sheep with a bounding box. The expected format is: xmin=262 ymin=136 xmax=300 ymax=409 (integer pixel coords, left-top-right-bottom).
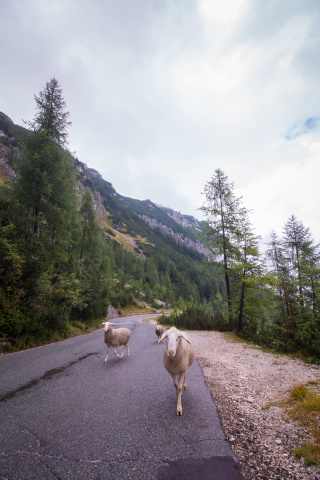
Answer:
xmin=155 ymin=325 xmax=164 ymax=343
xmin=159 ymin=327 xmax=195 ymax=415
xmin=101 ymin=321 xmax=131 ymax=363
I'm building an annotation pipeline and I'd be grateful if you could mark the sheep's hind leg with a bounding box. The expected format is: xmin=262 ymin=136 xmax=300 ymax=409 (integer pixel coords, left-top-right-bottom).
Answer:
xmin=114 ymin=347 xmax=121 ymax=358
xmin=104 ymin=346 xmax=110 ymax=363
xmin=119 ymin=343 xmax=130 ymax=359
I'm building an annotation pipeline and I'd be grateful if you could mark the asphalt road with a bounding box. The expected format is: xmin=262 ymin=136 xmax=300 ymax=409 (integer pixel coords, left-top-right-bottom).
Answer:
xmin=0 ymin=315 xmax=243 ymax=480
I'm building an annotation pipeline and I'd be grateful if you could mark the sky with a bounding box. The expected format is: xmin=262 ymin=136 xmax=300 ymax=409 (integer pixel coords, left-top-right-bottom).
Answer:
xmin=1 ymin=0 xmax=320 ymax=244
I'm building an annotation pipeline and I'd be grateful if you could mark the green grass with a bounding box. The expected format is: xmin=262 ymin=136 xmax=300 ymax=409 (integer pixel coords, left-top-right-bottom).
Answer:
xmin=286 ymin=382 xmax=320 ymax=465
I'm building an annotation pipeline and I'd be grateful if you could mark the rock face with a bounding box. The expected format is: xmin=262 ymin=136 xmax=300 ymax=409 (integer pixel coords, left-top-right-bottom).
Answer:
xmin=139 ymin=214 xmax=211 ymax=258
xmin=0 ymin=152 xmax=16 ymax=180
xmin=106 ymin=306 xmax=120 ymax=319
xmin=157 ymin=204 xmax=201 ymax=230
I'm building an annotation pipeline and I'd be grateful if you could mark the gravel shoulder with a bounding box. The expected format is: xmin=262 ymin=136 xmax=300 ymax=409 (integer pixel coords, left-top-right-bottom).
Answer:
xmin=187 ymin=330 xmax=320 ymax=480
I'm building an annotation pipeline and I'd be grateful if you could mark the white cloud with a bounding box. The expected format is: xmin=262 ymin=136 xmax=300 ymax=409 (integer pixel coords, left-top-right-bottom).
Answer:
xmin=1 ymin=0 xmax=320 ymax=244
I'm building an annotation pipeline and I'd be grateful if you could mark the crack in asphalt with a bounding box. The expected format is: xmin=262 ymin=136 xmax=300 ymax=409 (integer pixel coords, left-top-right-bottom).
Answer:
xmin=0 ymin=353 xmax=97 ymax=403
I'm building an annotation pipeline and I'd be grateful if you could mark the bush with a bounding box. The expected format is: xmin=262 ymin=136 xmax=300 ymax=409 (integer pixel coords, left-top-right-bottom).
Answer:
xmin=158 ymin=306 xmax=231 ymax=331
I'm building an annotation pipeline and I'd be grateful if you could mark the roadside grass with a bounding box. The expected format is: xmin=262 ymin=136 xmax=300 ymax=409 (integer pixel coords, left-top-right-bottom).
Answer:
xmin=288 ymin=382 xmax=320 ymax=465
xmin=0 ymin=318 xmax=104 ymax=354
xmin=265 ymin=382 xmax=320 ymax=465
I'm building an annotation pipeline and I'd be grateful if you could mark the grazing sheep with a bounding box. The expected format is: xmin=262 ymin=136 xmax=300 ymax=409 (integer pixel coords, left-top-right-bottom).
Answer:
xmin=159 ymin=327 xmax=195 ymax=415
xmin=102 ymin=321 xmax=131 ymax=363
xmin=155 ymin=325 xmax=164 ymax=343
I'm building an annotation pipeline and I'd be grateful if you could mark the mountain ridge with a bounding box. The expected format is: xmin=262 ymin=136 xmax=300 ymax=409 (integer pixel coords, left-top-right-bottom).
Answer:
xmin=0 ymin=111 xmax=209 ymax=259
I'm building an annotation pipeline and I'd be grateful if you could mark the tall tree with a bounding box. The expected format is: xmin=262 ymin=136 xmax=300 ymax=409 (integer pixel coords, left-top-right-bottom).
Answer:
xmin=282 ymin=215 xmax=314 ymax=303
xmin=12 ymin=132 xmax=78 ymax=265
xmin=234 ymin=213 xmax=263 ymax=333
xmin=78 ymin=188 xmax=100 ymax=267
xmin=5 ymin=80 xmax=80 ymax=332
xmin=201 ymin=168 xmax=245 ymax=326
xmin=25 ymin=78 xmax=71 ymax=147
xmin=265 ymin=230 xmax=289 ymax=318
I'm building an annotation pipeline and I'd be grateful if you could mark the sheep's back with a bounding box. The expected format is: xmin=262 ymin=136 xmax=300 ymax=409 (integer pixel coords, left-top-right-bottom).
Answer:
xmin=104 ymin=328 xmax=131 ymax=347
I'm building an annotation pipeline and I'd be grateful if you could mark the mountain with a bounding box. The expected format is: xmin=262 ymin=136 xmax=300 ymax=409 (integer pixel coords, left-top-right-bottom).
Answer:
xmin=0 ymin=111 xmax=210 ymax=267
xmin=0 ymin=110 xmax=227 ymax=353
xmin=80 ymin=164 xmax=210 ymax=257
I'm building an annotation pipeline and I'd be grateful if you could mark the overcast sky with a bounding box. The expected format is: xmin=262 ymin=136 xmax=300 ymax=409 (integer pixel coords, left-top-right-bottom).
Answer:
xmin=1 ymin=0 xmax=319 ymax=243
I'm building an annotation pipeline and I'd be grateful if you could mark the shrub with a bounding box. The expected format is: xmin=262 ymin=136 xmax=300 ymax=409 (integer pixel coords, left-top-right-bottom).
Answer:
xmin=158 ymin=306 xmax=230 ymax=331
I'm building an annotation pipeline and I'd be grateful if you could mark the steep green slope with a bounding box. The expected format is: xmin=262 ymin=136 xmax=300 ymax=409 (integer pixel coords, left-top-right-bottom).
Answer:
xmin=0 ymin=112 xmax=224 ymax=345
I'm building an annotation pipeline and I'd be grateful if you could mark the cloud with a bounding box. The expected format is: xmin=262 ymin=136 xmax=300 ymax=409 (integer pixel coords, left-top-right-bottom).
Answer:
xmin=1 ymin=0 xmax=320 ymax=243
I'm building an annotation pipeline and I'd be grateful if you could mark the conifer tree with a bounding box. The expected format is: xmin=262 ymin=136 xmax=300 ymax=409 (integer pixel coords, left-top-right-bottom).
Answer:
xmin=234 ymin=213 xmax=263 ymax=333
xmin=201 ymin=169 xmax=244 ymax=326
xmin=79 ymin=188 xmax=100 ymax=266
xmin=282 ymin=215 xmax=314 ymax=303
xmin=25 ymin=78 xmax=71 ymax=147
xmin=8 ymin=80 xmax=79 ymax=331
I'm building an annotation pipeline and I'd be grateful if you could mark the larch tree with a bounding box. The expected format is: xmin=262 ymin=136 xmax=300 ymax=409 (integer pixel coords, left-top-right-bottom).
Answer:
xmin=201 ymin=168 xmax=245 ymax=326
xmin=265 ymin=230 xmax=289 ymax=318
xmin=16 ymin=77 xmax=78 ymax=260
xmin=234 ymin=212 xmax=263 ymax=334
xmin=282 ymin=215 xmax=314 ymax=304
xmin=25 ymin=78 xmax=71 ymax=147
xmin=9 ymin=79 xmax=79 ymax=330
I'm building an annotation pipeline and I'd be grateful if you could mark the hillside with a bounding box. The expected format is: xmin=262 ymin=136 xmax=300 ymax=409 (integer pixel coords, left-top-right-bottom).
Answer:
xmin=0 ymin=111 xmax=225 ymax=350
xmin=0 ymin=111 xmax=209 ymax=260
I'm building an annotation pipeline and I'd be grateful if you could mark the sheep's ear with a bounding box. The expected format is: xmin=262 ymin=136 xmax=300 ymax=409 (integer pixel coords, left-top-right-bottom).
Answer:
xmin=180 ymin=332 xmax=191 ymax=344
xmin=159 ymin=331 xmax=168 ymax=343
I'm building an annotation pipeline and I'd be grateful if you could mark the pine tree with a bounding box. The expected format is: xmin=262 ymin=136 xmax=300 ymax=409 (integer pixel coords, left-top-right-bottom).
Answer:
xmin=201 ymin=169 xmax=244 ymax=326
xmin=25 ymin=78 xmax=71 ymax=147
xmin=13 ymin=133 xmax=78 ymax=265
xmin=79 ymin=188 xmax=100 ymax=266
xmin=265 ymin=230 xmax=289 ymax=318
xmin=282 ymin=215 xmax=314 ymax=303
xmin=6 ymin=80 xmax=80 ymax=331
xmin=234 ymin=213 xmax=263 ymax=334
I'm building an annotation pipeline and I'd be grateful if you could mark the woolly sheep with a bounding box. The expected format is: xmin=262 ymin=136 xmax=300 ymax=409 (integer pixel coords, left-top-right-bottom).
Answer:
xmin=155 ymin=325 xmax=164 ymax=343
xmin=159 ymin=326 xmax=195 ymax=415
xmin=101 ymin=321 xmax=131 ymax=363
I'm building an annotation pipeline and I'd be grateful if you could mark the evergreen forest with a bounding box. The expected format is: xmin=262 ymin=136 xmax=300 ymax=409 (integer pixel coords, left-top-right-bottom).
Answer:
xmin=0 ymin=79 xmax=319 ymax=361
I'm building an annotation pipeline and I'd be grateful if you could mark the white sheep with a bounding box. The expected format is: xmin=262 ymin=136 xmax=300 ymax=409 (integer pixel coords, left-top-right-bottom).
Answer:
xmin=101 ymin=321 xmax=131 ymax=363
xmin=159 ymin=326 xmax=195 ymax=415
xmin=155 ymin=325 xmax=164 ymax=343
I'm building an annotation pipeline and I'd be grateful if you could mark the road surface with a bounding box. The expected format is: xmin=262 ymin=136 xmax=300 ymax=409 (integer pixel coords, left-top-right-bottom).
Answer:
xmin=0 ymin=315 xmax=243 ymax=479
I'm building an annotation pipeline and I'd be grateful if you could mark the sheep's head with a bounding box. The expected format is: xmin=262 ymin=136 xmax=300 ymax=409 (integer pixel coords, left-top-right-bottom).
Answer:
xmin=101 ymin=321 xmax=116 ymax=332
xmin=160 ymin=327 xmax=190 ymax=357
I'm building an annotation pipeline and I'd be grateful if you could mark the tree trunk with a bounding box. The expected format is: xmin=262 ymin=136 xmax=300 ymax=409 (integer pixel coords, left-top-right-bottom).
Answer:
xmin=237 ymin=277 xmax=245 ymax=333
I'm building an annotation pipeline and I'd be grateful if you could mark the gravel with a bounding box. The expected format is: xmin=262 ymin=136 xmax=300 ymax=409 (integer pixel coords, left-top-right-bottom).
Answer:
xmin=188 ymin=330 xmax=320 ymax=480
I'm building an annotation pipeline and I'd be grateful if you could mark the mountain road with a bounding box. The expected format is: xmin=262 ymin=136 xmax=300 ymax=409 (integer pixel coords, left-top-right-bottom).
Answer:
xmin=0 ymin=315 xmax=243 ymax=479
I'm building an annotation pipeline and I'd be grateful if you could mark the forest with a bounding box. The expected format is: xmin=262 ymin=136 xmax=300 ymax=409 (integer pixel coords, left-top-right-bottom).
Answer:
xmin=0 ymin=78 xmax=319 ymax=361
